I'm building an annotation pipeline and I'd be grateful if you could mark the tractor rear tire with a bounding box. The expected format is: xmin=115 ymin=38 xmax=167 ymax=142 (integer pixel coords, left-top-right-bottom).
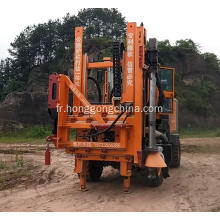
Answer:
xmin=88 ymin=161 xmax=103 ymax=181
xmin=169 ymin=134 xmax=181 ymax=168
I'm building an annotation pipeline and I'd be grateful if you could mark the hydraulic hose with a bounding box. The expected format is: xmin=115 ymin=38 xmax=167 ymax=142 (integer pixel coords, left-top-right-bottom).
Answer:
xmin=77 ymin=103 xmax=132 ymax=139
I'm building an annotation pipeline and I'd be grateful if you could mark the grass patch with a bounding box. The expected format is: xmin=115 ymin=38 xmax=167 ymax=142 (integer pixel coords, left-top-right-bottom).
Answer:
xmin=0 ymin=125 xmax=76 ymax=144
xmin=0 ymin=149 xmax=31 ymax=190
xmin=180 ymin=128 xmax=220 ymax=138
xmin=0 ymin=160 xmax=6 ymax=169
xmin=1 ymin=125 xmax=219 ymax=143
xmin=0 ymin=125 xmax=52 ymax=144
xmin=182 ymin=144 xmax=220 ymax=154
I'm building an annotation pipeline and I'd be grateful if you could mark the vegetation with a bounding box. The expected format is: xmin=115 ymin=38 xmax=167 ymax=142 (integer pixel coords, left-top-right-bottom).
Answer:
xmin=0 ymin=125 xmax=52 ymax=144
xmin=0 ymin=8 xmax=220 ymax=129
xmin=181 ymin=144 xmax=220 ymax=154
xmin=0 ymin=8 xmax=126 ymax=101
xmin=158 ymin=39 xmax=220 ymax=117
xmin=0 ymin=125 xmax=76 ymax=144
xmin=180 ymin=127 xmax=220 ymax=138
xmin=0 ymin=148 xmax=32 ymax=190
xmin=1 ymin=124 xmax=219 ymax=144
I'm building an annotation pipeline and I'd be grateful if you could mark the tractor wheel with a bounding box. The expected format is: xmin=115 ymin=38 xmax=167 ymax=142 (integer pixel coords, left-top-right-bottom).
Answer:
xmin=88 ymin=161 xmax=103 ymax=181
xmin=169 ymin=134 xmax=181 ymax=168
xmin=146 ymin=169 xmax=163 ymax=187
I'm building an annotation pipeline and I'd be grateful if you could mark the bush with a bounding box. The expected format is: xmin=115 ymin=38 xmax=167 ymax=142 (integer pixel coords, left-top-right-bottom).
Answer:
xmin=24 ymin=125 xmax=52 ymax=138
xmin=176 ymin=79 xmax=217 ymax=117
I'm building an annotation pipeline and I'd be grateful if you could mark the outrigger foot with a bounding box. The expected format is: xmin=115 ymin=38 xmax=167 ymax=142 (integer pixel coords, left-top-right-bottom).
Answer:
xmin=123 ymin=176 xmax=130 ymax=193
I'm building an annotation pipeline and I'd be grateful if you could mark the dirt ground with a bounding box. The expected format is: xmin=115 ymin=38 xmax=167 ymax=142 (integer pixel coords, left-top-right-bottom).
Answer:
xmin=0 ymin=137 xmax=220 ymax=212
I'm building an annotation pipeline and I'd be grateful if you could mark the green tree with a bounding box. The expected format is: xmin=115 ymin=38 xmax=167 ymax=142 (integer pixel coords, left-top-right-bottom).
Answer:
xmin=175 ymin=39 xmax=199 ymax=54
xmin=78 ymin=8 xmax=126 ymax=39
xmin=203 ymin=52 xmax=220 ymax=74
xmin=9 ymin=27 xmax=33 ymax=82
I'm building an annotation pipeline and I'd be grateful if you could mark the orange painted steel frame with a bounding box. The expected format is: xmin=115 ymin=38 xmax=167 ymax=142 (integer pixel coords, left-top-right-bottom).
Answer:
xmin=55 ymin=23 xmax=175 ymax=191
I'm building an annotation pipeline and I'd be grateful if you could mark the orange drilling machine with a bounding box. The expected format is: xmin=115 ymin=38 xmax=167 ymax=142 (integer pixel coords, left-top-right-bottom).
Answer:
xmin=47 ymin=22 xmax=181 ymax=191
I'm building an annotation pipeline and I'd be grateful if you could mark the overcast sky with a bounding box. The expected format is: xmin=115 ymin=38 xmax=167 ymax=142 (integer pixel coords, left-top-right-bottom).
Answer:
xmin=0 ymin=0 xmax=220 ymax=60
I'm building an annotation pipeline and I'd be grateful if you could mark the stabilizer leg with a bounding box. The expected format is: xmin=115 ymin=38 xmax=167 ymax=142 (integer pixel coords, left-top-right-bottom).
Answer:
xmin=120 ymin=161 xmax=132 ymax=192
xmin=123 ymin=176 xmax=130 ymax=193
xmin=80 ymin=160 xmax=87 ymax=191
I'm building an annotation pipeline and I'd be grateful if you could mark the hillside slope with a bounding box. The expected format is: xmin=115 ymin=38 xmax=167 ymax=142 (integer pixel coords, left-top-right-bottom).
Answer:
xmin=0 ymin=8 xmax=220 ymax=130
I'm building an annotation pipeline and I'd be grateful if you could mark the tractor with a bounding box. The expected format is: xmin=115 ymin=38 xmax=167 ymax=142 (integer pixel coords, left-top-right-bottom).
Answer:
xmin=47 ymin=22 xmax=181 ymax=191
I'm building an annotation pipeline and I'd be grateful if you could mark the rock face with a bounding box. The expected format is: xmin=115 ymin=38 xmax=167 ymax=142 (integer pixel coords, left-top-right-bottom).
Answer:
xmin=0 ymin=65 xmax=219 ymax=131
xmin=0 ymin=68 xmax=54 ymax=131
xmin=1 ymin=90 xmax=218 ymax=132
xmin=0 ymin=67 xmax=75 ymax=131
xmin=179 ymin=108 xmax=220 ymax=129
xmin=0 ymin=91 xmax=52 ymax=131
